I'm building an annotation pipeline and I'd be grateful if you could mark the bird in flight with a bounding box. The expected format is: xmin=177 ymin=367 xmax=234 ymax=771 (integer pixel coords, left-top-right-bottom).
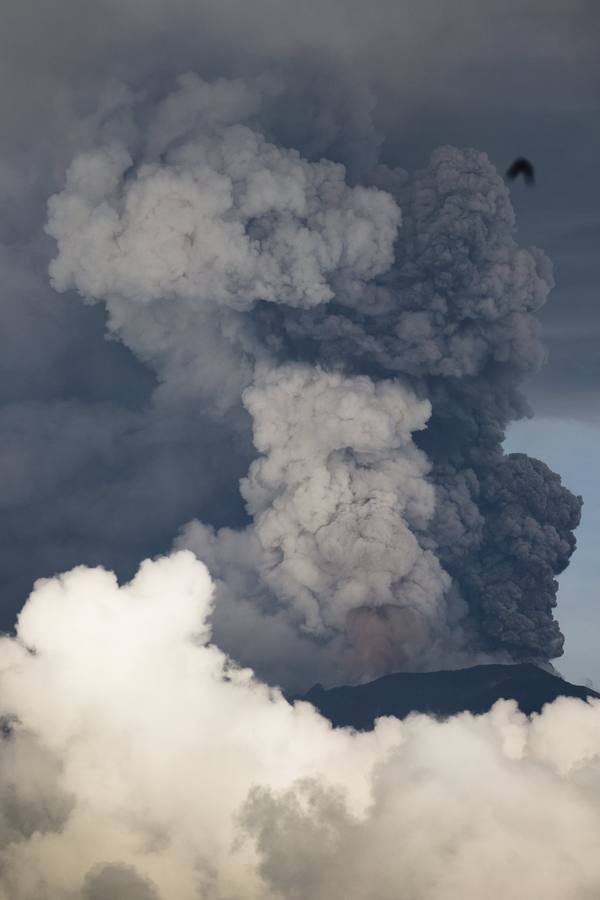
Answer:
xmin=505 ymin=157 xmax=535 ymax=185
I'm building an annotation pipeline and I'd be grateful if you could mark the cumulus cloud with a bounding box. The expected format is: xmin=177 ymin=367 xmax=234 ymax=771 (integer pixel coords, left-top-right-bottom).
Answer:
xmin=0 ymin=553 xmax=599 ymax=899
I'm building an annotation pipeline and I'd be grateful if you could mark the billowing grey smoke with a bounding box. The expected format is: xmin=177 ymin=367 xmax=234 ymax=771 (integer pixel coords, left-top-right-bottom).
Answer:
xmin=247 ymin=142 xmax=584 ymax=675
xmin=239 ymin=365 xmax=443 ymax=637
xmin=459 ymin=453 xmax=582 ymax=657
xmin=45 ymin=75 xmax=581 ymax=689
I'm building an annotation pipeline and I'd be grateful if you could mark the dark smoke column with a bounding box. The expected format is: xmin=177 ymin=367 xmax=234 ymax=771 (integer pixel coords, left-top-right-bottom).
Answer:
xmin=45 ymin=80 xmax=582 ymax=687
xmin=376 ymin=147 xmax=583 ymax=663
xmin=270 ymin=142 xmax=583 ymax=670
xmin=460 ymin=453 xmax=582 ymax=658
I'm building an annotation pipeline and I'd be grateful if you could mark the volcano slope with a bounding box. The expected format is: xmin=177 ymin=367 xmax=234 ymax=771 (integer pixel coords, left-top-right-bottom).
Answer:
xmin=301 ymin=664 xmax=600 ymax=730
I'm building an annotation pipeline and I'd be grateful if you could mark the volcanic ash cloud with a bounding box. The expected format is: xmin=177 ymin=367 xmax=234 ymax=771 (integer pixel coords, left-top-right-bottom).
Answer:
xmin=180 ymin=363 xmax=466 ymax=686
xmin=45 ymin=75 xmax=582 ymax=688
xmin=1 ymin=553 xmax=600 ymax=900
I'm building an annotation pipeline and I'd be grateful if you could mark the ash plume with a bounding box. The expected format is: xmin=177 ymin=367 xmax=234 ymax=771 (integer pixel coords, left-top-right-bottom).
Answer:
xmin=45 ymin=76 xmax=581 ymax=689
xmin=0 ymin=4 xmax=596 ymax=897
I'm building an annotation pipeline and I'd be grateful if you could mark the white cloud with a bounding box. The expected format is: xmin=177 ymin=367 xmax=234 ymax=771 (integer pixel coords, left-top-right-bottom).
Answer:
xmin=0 ymin=552 xmax=599 ymax=899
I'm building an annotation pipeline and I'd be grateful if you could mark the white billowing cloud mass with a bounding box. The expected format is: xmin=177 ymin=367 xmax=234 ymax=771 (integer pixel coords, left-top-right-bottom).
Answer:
xmin=0 ymin=552 xmax=600 ymax=899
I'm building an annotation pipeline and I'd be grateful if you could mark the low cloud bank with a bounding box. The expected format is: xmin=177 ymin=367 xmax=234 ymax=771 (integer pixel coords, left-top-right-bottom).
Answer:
xmin=0 ymin=552 xmax=599 ymax=899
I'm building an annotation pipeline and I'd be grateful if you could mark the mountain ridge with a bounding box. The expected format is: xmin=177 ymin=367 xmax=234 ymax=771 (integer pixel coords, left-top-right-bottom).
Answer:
xmin=299 ymin=663 xmax=600 ymax=730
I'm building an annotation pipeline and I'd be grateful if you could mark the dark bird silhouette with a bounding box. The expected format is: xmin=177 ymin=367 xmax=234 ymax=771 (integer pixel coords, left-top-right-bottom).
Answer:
xmin=505 ymin=157 xmax=535 ymax=185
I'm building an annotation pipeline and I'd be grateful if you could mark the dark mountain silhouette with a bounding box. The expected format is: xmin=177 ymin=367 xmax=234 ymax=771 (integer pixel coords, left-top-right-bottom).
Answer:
xmin=300 ymin=663 xmax=599 ymax=730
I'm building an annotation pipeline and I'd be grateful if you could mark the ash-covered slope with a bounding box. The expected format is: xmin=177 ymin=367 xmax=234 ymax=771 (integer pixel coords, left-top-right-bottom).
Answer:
xmin=301 ymin=663 xmax=600 ymax=730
